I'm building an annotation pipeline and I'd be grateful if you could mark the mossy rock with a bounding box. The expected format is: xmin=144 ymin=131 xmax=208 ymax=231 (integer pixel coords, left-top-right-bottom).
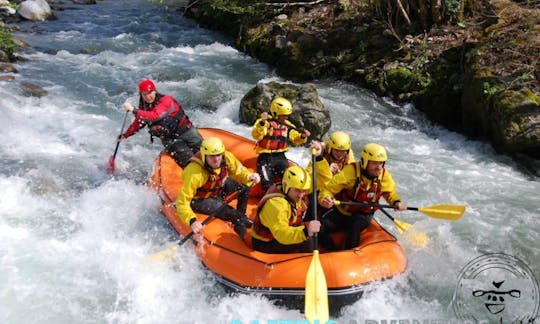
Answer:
xmin=385 ymin=66 xmax=431 ymax=94
xmin=490 ymin=89 xmax=540 ymax=154
xmin=0 ymin=26 xmax=16 ymax=62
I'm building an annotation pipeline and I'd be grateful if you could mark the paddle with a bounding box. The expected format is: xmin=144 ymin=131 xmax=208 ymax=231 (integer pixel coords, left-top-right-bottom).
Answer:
xmin=333 ymin=200 xmax=413 ymax=234
xmin=334 ymin=200 xmax=429 ymax=248
xmin=304 ymin=149 xmax=329 ymax=323
xmin=377 ymin=206 xmax=429 ymax=248
xmin=107 ymin=111 xmax=129 ymax=174
xmin=334 ymin=201 xmax=465 ymax=221
xmin=148 ymin=186 xmax=247 ymax=261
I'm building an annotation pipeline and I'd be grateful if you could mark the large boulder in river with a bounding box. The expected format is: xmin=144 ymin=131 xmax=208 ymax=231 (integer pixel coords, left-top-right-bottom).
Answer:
xmin=239 ymin=82 xmax=331 ymax=141
xmin=18 ymin=0 xmax=54 ymax=21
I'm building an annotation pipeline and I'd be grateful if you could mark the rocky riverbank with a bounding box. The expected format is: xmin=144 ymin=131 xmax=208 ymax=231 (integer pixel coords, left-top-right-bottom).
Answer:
xmin=183 ymin=0 xmax=540 ymax=174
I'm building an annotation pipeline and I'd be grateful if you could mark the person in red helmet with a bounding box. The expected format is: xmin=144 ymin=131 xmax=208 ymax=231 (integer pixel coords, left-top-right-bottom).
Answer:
xmin=119 ymin=79 xmax=203 ymax=167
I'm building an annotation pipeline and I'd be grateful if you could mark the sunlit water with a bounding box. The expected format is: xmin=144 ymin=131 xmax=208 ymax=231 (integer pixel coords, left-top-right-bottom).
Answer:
xmin=1 ymin=0 xmax=539 ymax=323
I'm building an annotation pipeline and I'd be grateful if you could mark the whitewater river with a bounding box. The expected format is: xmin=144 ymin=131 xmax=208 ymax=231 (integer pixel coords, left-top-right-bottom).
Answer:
xmin=1 ymin=0 xmax=539 ymax=323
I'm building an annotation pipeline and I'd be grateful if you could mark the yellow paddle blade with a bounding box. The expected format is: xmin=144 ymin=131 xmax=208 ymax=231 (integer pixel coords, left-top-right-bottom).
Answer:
xmin=404 ymin=227 xmax=429 ymax=249
xmin=418 ymin=204 xmax=466 ymax=220
xmin=146 ymin=245 xmax=178 ymax=262
xmin=393 ymin=219 xmax=411 ymax=234
xmin=304 ymin=250 xmax=329 ymax=324
xmin=393 ymin=219 xmax=429 ymax=249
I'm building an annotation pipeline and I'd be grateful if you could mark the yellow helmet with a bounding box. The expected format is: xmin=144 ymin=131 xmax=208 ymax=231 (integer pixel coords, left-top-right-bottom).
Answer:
xmin=360 ymin=143 xmax=387 ymax=169
xmin=270 ymin=97 xmax=293 ymax=118
xmin=200 ymin=137 xmax=225 ymax=161
xmin=327 ymin=131 xmax=351 ymax=151
xmin=282 ymin=165 xmax=311 ymax=194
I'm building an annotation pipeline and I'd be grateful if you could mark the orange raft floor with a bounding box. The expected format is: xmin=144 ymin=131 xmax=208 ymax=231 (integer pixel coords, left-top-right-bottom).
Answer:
xmin=149 ymin=128 xmax=407 ymax=313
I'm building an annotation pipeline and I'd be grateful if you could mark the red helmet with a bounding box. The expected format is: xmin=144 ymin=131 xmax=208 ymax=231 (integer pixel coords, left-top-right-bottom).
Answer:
xmin=139 ymin=79 xmax=156 ymax=92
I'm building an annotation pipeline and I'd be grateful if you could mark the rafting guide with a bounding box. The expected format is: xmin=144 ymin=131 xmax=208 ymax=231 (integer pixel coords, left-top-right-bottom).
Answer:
xmin=119 ymin=79 xmax=203 ymax=168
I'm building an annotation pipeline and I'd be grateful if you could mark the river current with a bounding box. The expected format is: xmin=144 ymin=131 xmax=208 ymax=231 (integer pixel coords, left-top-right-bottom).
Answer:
xmin=1 ymin=0 xmax=539 ymax=323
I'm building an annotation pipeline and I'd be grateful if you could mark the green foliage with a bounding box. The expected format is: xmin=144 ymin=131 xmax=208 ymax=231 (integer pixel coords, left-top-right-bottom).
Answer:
xmin=337 ymin=0 xmax=351 ymax=12
xmin=482 ymin=81 xmax=498 ymax=97
xmin=444 ymin=0 xmax=461 ymax=15
xmin=519 ymin=72 xmax=534 ymax=82
xmin=522 ymin=87 xmax=540 ymax=105
xmin=209 ymin=0 xmax=254 ymax=15
xmin=386 ymin=66 xmax=431 ymax=93
xmin=0 ymin=26 xmax=16 ymax=58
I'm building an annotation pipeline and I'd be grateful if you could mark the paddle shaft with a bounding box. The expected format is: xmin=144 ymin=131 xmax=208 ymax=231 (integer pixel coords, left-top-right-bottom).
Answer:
xmin=107 ymin=111 xmax=129 ymax=173
xmin=311 ymin=149 xmax=318 ymax=247
xmin=177 ymin=213 xmax=214 ymax=246
xmin=378 ymin=206 xmax=397 ymax=222
xmin=177 ymin=186 xmax=246 ymax=246
xmin=113 ymin=111 xmax=129 ymax=157
xmin=112 ymin=140 xmax=121 ymax=159
xmin=336 ymin=200 xmax=407 ymax=210
xmin=304 ymin=149 xmax=329 ymax=323
xmin=335 ymin=201 xmax=465 ymax=221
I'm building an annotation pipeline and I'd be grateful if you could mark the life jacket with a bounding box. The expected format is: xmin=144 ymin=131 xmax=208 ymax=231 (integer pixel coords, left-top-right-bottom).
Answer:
xmin=189 ymin=152 xmax=228 ymax=199
xmin=256 ymin=119 xmax=291 ymax=151
xmin=252 ymin=184 xmax=308 ymax=241
xmin=142 ymin=93 xmax=193 ymax=140
xmin=335 ymin=162 xmax=385 ymax=214
xmin=324 ymin=148 xmax=349 ymax=171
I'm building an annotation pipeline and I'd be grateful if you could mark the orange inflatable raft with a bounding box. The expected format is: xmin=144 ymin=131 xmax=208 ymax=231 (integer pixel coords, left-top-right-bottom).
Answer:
xmin=149 ymin=128 xmax=407 ymax=313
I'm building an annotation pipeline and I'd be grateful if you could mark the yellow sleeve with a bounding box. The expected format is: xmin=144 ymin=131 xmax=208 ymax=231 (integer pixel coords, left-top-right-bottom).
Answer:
xmin=259 ymin=197 xmax=308 ymax=245
xmin=286 ymin=121 xmax=308 ymax=146
xmin=318 ymin=163 xmax=357 ymax=204
xmin=224 ymin=151 xmax=252 ymax=185
xmin=379 ymin=169 xmax=401 ymax=205
xmin=251 ymin=118 xmax=269 ymax=141
xmin=306 ymin=157 xmax=333 ymax=190
xmin=176 ymin=163 xmax=207 ymax=226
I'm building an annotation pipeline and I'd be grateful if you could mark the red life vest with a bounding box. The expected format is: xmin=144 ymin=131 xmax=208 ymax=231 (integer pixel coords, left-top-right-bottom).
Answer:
xmin=189 ymin=152 xmax=228 ymax=199
xmin=253 ymin=184 xmax=308 ymax=241
xmin=256 ymin=120 xmax=289 ymax=151
xmin=142 ymin=93 xmax=193 ymax=138
xmin=335 ymin=163 xmax=385 ymax=214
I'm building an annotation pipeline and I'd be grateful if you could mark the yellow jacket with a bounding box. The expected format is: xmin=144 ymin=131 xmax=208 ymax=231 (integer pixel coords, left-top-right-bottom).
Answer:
xmin=251 ymin=118 xmax=307 ymax=154
xmin=305 ymin=148 xmax=355 ymax=190
xmin=318 ymin=162 xmax=401 ymax=216
xmin=251 ymin=195 xmax=308 ymax=244
xmin=176 ymin=151 xmax=253 ymax=225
